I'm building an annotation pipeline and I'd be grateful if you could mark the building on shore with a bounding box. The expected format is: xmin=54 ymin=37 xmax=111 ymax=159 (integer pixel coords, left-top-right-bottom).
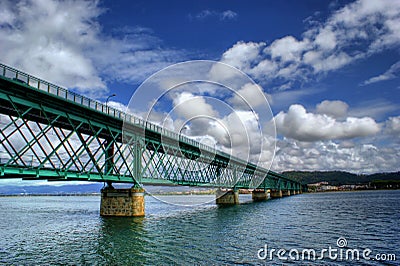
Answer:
xmin=307 ymin=182 xmax=338 ymax=192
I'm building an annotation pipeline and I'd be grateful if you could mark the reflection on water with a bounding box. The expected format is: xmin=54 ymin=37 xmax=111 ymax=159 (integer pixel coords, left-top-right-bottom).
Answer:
xmin=0 ymin=191 xmax=399 ymax=265
xmin=98 ymin=217 xmax=148 ymax=265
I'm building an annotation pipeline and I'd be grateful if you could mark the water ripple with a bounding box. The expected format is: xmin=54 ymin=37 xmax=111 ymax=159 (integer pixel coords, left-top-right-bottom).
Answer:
xmin=0 ymin=191 xmax=399 ymax=265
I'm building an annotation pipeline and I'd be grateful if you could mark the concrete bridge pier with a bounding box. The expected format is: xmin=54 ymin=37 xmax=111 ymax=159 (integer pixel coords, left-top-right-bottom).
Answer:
xmin=100 ymin=185 xmax=145 ymax=217
xmin=270 ymin=190 xmax=283 ymax=198
xmin=292 ymin=190 xmax=297 ymax=195
xmin=282 ymin=190 xmax=291 ymax=197
xmin=252 ymin=189 xmax=268 ymax=201
xmin=216 ymin=189 xmax=239 ymax=205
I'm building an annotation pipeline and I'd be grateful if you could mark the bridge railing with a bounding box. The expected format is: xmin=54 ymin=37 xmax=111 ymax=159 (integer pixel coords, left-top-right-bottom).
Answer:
xmin=0 ymin=63 xmax=302 ymax=186
xmin=0 ymin=63 xmax=219 ymax=155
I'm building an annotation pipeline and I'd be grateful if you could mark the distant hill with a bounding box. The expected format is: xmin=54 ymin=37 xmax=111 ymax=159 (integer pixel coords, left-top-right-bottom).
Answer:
xmin=1 ymin=171 xmax=399 ymax=194
xmin=282 ymin=171 xmax=400 ymax=185
xmin=0 ymin=183 xmax=103 ymax=195
xmin=0 ymin=182 xmax=211 ymax=195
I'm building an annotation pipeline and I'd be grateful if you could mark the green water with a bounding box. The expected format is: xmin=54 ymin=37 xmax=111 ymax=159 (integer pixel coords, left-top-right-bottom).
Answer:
xmin=0 ymin=191 xmax=399 ymax=265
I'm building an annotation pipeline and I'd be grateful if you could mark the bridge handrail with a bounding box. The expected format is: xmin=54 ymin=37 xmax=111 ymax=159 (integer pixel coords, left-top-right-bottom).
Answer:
xmin=0 ymin=63 xmax=215 ymax=149
xmin=0 ymin=63 xmax=298 ymax=183
xmin=0 ymin=63 xmax=244 ymax=158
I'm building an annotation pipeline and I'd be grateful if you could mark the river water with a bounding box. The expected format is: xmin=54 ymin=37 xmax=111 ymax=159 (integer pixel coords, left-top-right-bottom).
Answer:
xmin=0 ymin=190 xmax=398 ymax=265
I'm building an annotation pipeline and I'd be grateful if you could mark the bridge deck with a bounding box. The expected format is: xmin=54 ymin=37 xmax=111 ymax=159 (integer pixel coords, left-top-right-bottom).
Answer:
xmin=0 ymin=63 xmax=302 ymax=191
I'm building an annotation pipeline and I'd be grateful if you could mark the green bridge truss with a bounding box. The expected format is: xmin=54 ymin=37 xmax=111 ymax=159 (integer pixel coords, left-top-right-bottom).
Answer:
xmin=0 ymin=63 xmax=303 ymax=191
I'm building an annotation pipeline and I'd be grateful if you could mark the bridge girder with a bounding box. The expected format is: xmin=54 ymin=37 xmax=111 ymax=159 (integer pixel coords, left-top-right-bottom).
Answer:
xmin=0 ymin=63 xmax=302 ymax=190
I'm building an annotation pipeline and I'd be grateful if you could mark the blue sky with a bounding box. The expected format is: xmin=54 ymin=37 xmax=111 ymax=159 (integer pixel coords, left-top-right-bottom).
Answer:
xmin=0 ymin=0 xmax=399 ymax=175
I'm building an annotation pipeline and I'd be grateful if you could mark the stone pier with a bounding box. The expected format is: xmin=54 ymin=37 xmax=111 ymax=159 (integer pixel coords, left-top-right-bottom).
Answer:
xmin=100 ymin=186 xmax=145 ymax=217
xmin=270 ymin=190 xmax=283 ymax=198
xmin=216 ymin=189 xmax=239 ymax=205
xmin=292 ymin=190 xmax=297 ymax=195
xmin=252 ymin=190 xmax=268 ymax=202
xmin=282 ymin=190 xmax=291 ymax=197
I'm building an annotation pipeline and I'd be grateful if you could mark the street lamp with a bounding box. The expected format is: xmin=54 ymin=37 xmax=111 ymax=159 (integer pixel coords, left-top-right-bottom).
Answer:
xmin=106 ymin=93 xmax=116 ymax=107
xmin=179 ymin=125 xmax=189 ymax=136
xmin=105 ymin=94 xmax=116 ymax=114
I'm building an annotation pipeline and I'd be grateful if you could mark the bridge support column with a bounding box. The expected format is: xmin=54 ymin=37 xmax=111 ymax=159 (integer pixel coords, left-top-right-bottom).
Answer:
xmin=216 ymin=189 xmax=239 ymax=205
xmin=252 ymin=190 xmax=268 ymax=202
xmin=100 ymin=186 xmax=145 ymax=217
xmin=270 ymin=190 xmax=282 ymax=198
xmin=104 ymin=138 xmax=114 ymax=176
xmin=282 ymin=190 xmax=291 ymax=197
xmin=292 ymin=190 xmax=297 ymax=195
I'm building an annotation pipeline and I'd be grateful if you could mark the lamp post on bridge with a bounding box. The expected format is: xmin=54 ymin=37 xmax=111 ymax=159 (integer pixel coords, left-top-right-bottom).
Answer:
xmin=105 ymin=93 xmax=116 ymax=113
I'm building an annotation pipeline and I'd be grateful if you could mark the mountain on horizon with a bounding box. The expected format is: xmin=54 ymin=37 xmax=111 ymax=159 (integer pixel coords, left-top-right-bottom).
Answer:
xmin=0 ymin=181 xmax=210 ymax=195
xmin=1 ymin=171 xmax=399 ymax=195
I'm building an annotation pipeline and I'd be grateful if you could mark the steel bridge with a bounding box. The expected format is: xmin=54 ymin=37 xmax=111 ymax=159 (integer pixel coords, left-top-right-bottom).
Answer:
xmin=0 ymin=63 xmax=303 ymax=197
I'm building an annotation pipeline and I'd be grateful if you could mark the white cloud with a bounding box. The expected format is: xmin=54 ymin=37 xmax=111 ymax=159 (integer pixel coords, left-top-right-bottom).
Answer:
xmin=161 ymin=92 xmax=268 ymax=159
xmin=217 ymin=0 xmax=400 ymax=86
xmin=247 ymin=59 xmax=279 ymax=80
xmin=221 ymin=10 xmax=238 ymax=21
xmin=316 ymin=100 xmax=349 ymax=118
xmin=209 ymin=41 xmax=265 ymax=83
xmin=0 ymin=0 xmax=185 ymax=98
xmin=385 ymin=116 xmax=400 ymax=135
xmin=330 ymin=0 xmax=400 ymax=53
xmin=228 ymin=83 xmax=272 ymax=109
xmin=275 ymin=104 xmax=380 ymax=142
xmin=191 ymin=10 xmax=238 ymax=21
xmin=306 ymin=52 xmax=352 ymax=72
xmin=0 ymin=0 xmax=107 ymax=96
xmin=172 ymin=92 xmax=217 ymax=119
xmin=201 ymin=110 xmax=269 ymax=161
xmin=362 ymin=61 xmax=400 ymax=85
xmin=272 ymin=139 xmax=399 ymax=174
xmin=106 ymin=101 xmax=129 ymax=112
xmin=314 ymin=26 xmax=337 ymax=51
xmin=220 ymin=111 xmax=262 ymax=154
xmin=219 ymin=41 xmax=265 ymax=70
xmin=267 ymin=36 xmax=309 ymax=63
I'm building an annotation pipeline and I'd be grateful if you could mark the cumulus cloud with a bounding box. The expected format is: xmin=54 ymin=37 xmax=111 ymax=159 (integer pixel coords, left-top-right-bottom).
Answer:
xmin=385 ymin=116 xmax=400 ymax=135
xmin=272 ymin=139 xmax=399 ymax=174
xmin=172 ymin=92 xmax=217 ymax=119
xmin=219 ymin=111 xmax=263 ymax=155
xmin=316 ymin=100 xmax=349 ymax=118
xmin=228 ymin=83 xmax=272 ymax=109
xmin=267 ymin=36 xmax=309 ymax=63
xmin=0 ymin=0 xmax=107 ymax=96
xmin=158 ymin=91 xmax=268 ymax=159
xmin=275 ymin=104 xmax=380 ymax=142
xmin=219 ymin=41 xmax=265 ymax=71
xmin=154 ymin=100 xmax=398 ymax=173
xmin=106 ymin=101 xmax=129 ymax=112
xmin=0 ymin=0 xmax=185 ymax=98
xmin=218 ymin=0 xmax=400 ymax=87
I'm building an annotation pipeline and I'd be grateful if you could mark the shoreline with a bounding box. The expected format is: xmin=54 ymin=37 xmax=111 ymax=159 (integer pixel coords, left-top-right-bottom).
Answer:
xmin=0 ymin=188 xmax=398 ymax=197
